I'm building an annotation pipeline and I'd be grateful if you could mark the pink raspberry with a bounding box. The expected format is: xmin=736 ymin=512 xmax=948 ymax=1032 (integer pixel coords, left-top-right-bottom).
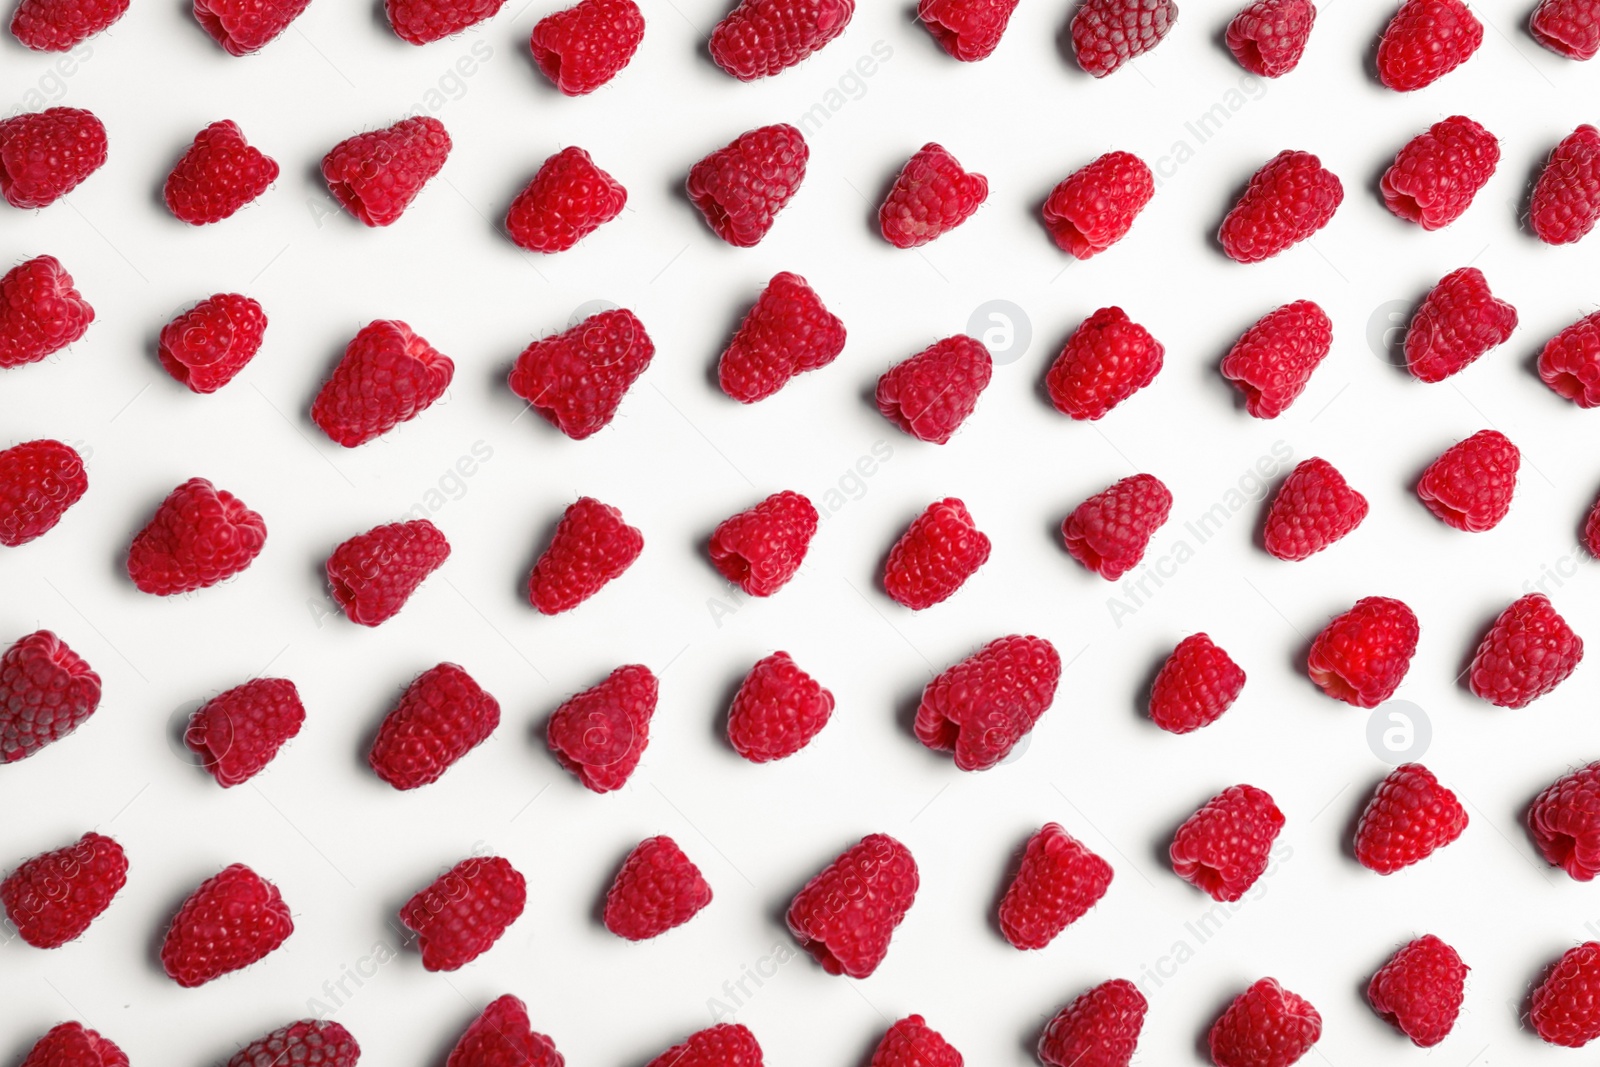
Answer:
xmin=883 ymin=497 xmax=991 ymax=609
xmin=322 ymin=116 xmax=451 ymax=227
xmin=1061 ymin=473 xmax=1172 ymax=581
xmin=686 ymin=124 xmax=808 ymax=247
xmin=126 ymin=478 xmax=267 ymax=595
xmin=645 ymin=1025 xmax=763 ymax=1067
xmin=1416 ymin=429 xmax=1519 ymax=532
xmin=1262 ymin=457 xmax=1368 ymax=560
xmin=1367 ymin=935 xmax=1468 ymax=1047
xmin=160 ymin=864 xmax=293 ymax=987
xmin=709 ymin=490 xmax=819 ymax=597
xmin=1531 ymin=125 xmax=1600 ymax=245
xmin=1354 ymin=763 xmax=1468 ymax=873
xmin=158 ymin=293 xmax=267 ymax=394
xmin=0 ymin=107 xmax=107 ymax=208
xmin=10 ymin=0 xmax=128 ymax=50
xmin=1468 ymin=593 xmax=1583 ymax=708
xmin=1 ymin=832 xmax=127 ymax=948
xmin=1038 ymin=979 xmax=1148 ymax=1067
xmin=1226 ymin=0 xmax=1316 ymax=77
xmin=368 ymin=664 xmax=500 ymax=790
xmin=546 ymin=664 xmax=656 ymax=792
xmin=998 ymin=822 xmax=1113 ymax=950
xmin=0 ymin=438 xmax=88 ymax=546
xmin=385 ymin=0 xmax=503 ymax=44
xmin=1377 ymin=0 xmax=1482 ymax=91
xmin=446 ymin=995 xmax=563 ymax=1067
xmin=1071 ymin=0 xmax=1179 ymax=76
xmin=1306 ymin=596 xmax=1419 ymax=708
xmin=0 ymin=630 xmax=101 ymax=763
xmin=1531 ymin=0 xmax=1600 ymax=60
xmin=1380 ymin=116 xmax=1498 ymax=230
xmin=1169 ymin=784 xmax=1284 ymax=901
xmin=869 ymin=1015 xmax=963 ymax=1067
xmin=184 ymin=677 xmax=305 ymax=787
xmin=325 ymin=518 xmax=450 ymax=626
xmin=530 ymin=0 xmax=645 ymax=95
xmin=915 ymin=635 xmax=1062 ymax=771
xmin=1148 ymin=633 xmax=1246 ymax=734
xmin=1404 ymin=267 xmax=1517 ymax=383
xmin=1045 ymin=306 xmax=1164 ymax=420
xmin=1529 ymin=760 xmax=1600 ymax=879
xmin=226 ymin=1022 xmax=359 ymax=1067
xmin=527 ymin=496 xmax=643 ymax=614
xmin=505 ymin=146 xmax=626 ymax=253
xmin=1532 ymin=942 xmax=1600 ymax=1046
xmin=17 ymin=1023 xmax=127 ymax=1067
xmin=875 ymin=334 xmax=993 ymax=444
xmin=193 ymin=0 xmax=312 ymax=53
xmin=878 ymin=142 xmax=989 ymax=248
xmin=1220 ymin=300 xmax=1333 ymax=418
xmin=400 ymin=855 xmax=526 ymax=971
xmin=0 ymin=254 xmax=93 ymax=369
xmin=1208 ymin=979 xmax=1321 ymax=1067
xmin=508 ymin=308 xmax=654 ymax=439
xmin=311 ymin=320 xmax=454 ymax=447
xmin=918 ymin=0 xmax=1020 ymax=60
xmin=162 ymin=120 xmax=279 ymax=225
xmin=726 ymin=651 xmax=834 ymax=762
xmin=718 ymin=272 xmax=846 ymax=403
xmin=1539 ymin=310 xmax=1600 ymax=406
xmin=603 ymin=835 xmax=712 ymax=940
xmin=787 ymin=833 xmax=918 ymax=978
xmin=1218 ymin=150 xmax=1343 ymax=263
xmin=709 ymin=0 xmax=855 ymax=80
xmin=1041 ymin=151 xmax=1155 ymax=259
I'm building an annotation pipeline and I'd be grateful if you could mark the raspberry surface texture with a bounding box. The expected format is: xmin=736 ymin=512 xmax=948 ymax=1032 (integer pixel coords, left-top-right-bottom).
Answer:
xmin=1415 ymin=429 xmax=1519 ymax=532
xmin=718 ymin=272 xmax=845 ymax=403
xmin=1467 ymin=593 xmax=1583 ymax=708
xmin=875 ymin=334 xmax=992 ymax=443
xmin=322 ymin=116 xmax=451 ymax=227
xmin=1038 ymin=978 xmax=1148 ymax=1067
xmin=10 ymin=0 xmax=128 ymax=49
xmin=0 ymin=630 xmax=101 ymax=763
xmin=162 ymin=120 xmax=278 ymax=225
xmin=709 ymin=0 xmax=855 ymax=80
xmin=158 ymin=293 xmax=267 ymax=393
xmin=1377 ymin=0 xmax=1482 ymax=90
xmin=311 ymin=320 xmax=454 ymax=447
xmin=878 ymin=142 xmax=989 ymax=248
xmin=0 ymin=107 xmax=106 ymax=208
xmin=325 ymin=518 xmax=450 ymax=626
xmin=997 ymin=822 xmax=1113 ymax=950
xmin=1366 ymin=935 xmax=1468 ymax=1047
xmin=915 ymin=634 xmax=1061 ymax=771
xmin=1531 ymin=0 xmax=1600 ymax=59
xmin=686 ymin=124 xmax=808 ymax=247
xmin=192 ymin=0 xmax=312 ymax=53
xmin=1071 ymin=0 xmax=1178 ymax=76
xmin=882 ymin=497 xmax=991 ymax=609
xmin=1262 ymin=457 xmax=1367 ymax=561
xmin=446 ymin=995 xmax=564 ymax=1067
xmin=786 ymin=833 xmax=917 ymax=978
xmin=17 ymin=1023 xmax=127 ymax=1067
xmin=225 ymin=1021 xmax=360 ymax=1067
xmin=869 ymin=1015 xmax=962 ymax=1067
xmin=1539 ymin=310 xmax=1600 ymax=406
xmin=0 ymin=254 xmax=93 ymax=369
xmin=1148 ymin=633 xmax=1246 ymax=734
xmin=644 ymin=1025 xmax=763 ymax=1067
xmin=0 ymin=438 xmax=87 ymax=546
xmin=1404 ymin=267 xmax=1517 ymax=383
xmin=1219 ymin=300 xmax=1332 ymax=418
xmin=1530 ymin=761 xmax=1600 ymax=880
xmin=1380 ymin=116 xmax=1498 ymax=230
xmin=1531 ymin=125 xmax=1600 ymax=244
xmin=1046 ymin=306 xmax=1164 ymax=419
xmin=918 ymin=0 xmax=1020 ymax=60
xmin=385 ymin=0 xmax=503 ymax=44
xmin=1169 ymin=783 xmax=1284 ymax=902
xmin=1354 ymin=763 xmax=1468 ymax=874
xmin=1532 ymin=942 xmax=1600 ymax=1046
xmin=1208 ymin=979 xmax=1321 ymax=1067
xmin=1061 ymin=473 xmax=1172 ymax=581
xmin=126 ymin=477 xmax=266 ymax=595
xmin=1226 ymin=0 xmax=1316 ymax=77
xmin=1306 ymin=595 xmax=1419 ymax=708
xmin=530 ymin=0 xmax=645 ymax=94
xmin=400 ymin=855 xmax=526 ymax=971
xmin=1041 ymin=151 xmax=1154 ymax=259
xmin=368 ymin=663 xmax=500 ymax=790
xmin=726 ymin=651 xmax=834 ymax=762
xmin=1218 ymin=150 xmax=1342 ymax=263
xmin=1 ymin=832 xmax=127 ymax=948
xmin=546 ymin=664 xmax=657 ymax=792
xmin=603 ymin=835 xmax=713 ymax=940
xmin=709 ymin=490 xmax=818 ymax=597
xmin=505 ymin=146 xmax=626 ymax=253
xmin=160 ymin=863 xmax=293 ymax=987
xmin=508 ymin=308 xmax=654 ymax=439
xmin=184 ymin=677 xmax=305 ymax=787
xmin=527 ymin=496 xmax=643 ymax=614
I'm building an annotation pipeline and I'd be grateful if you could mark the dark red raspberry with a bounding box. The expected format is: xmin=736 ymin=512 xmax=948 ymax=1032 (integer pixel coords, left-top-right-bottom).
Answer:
xmin=709 ymin=490 xmax=818 ymax=597
xmin=1380 ymin=116 xmax=1498 ymax=230
xmin=1468 ymin=593 xmax=1583 ymax=708
xmin=508 ymin=308 xmax=654 ymax=439
xmin=1377 ymin=0 xmax=1482 ymax=91
xmin=918 ymin=0 xmax=1020 ymax=60
xmin=869 ymin=1015 xmax=962 ymax=1067
xmin=883 ymin=497 xmax=990 ymax=609
xmin=1208 ymin=979 xmax=1321 ymax=1067
xmin=1041 ymin=151 xmax=1154 ymax=259
xmin=1263 ymin=457 xmax=1368 ymax=560
xmin=322 ymin=116 xmax=451 ymax=227
xmin=1405 ymin=267 xmax=1517 ymax=383
xmin=127 ymin=477 xmax=266 ymax=595
xmin=1219 ymin=150 xmax=1342 ymax=263
xmin=1 ymin=832 xmax=126 ymax=948
xmin=718 ymin=271 xmax=845 ymax=403
xmin=1588 ymin=495 xmax=1600 ymax=559
xmin=18 ymin=1023 xmax=126 ymax=1067
xmin=1220 ymin=300 xmax=1332 ymax=418
xmin=1170 ymin=784 xmax=1284 ymax=902
xmin=1532 ymin=942 xmax=1600 ymax=1046
xmin=915 ymin=635 xmax=1061 ymax=770
xmin=876 ymin=334 xmax=992 ymax=443
xmin=878 ymin=143 xmax=988 ymax=248
xmin=603 ymin=835 xmax=713 ymax=940
xmin=0 ymin=438 xmax=87 ymax=546
xmin=727 ymin=651 xmax=834 ymax=762
xmin=686 ymin=124 xmax=808 ymax=247
xmin=1532 ymin=0 xmax=1600 ymax=59
xmin=998 ymin=823 xmax=1112 ymax=950
xmin=1061 ymin=473 xmax=1172 ymax=581
xmin=1071 ymin=0 xmax=1178 ymax=76
xmin=1367 ymin=935 xmax=1468 ymax=1047
xmin=162 ymin=121 xmax=279 ymax=225
xmin=1530 ymin=761 xmax=1600 ymax=879
xmin=528 ymin=496 xmax=642 ymax=614
xmin=1226 ymin=0 xmax=1316 ymax=77
xmin=1307 ymin=596 xmax=1419 ymax=707
xmin=311 ymin=320 xmax=454 ymax=447
xmin=1354 ymin=763 xmax=1468 ymax=873
xmin=645 ymin=1025 xmax=763 ymax=1067
xmin=0 ymin=630 xmax=100 ymax=763
xmin=1416 ymin=430 xmax=1518 ymax=532
xmin=1045 ymin=306 xmax=1164 ymax=419
xmin=1539 ymin=310 xmax=1600 ymax=406
xmin=185 ymin=677 xmax=305 ymax=787
xmin=787 ymin=833 xmax=917 ymax=978
xmin=160 ymin=863 xmax=293 ymax=987
xmin=193 ymin=0 xmax=312 ymax=53
xmin=0 ymin=107 xmax=106 ymax=209
xmin=158 ymin=293 xmax=267 ymax=394
xmin=368 ymin=664 xmax=499 ymax=790
xmin=1038 ymin=979 xmax=1148 ymax=1067
xmin=709 ymin=0 xmax=854 ymax=80
xmin=1531 ymin=125 xmax=1600 ymax=245
xmin=11 ymin=0 xmax=128 ymax=50
xmin=546 ymin=664 xmax=656 ymax=792
xmin=1148 ymin=633 xmax=1246 ymax=734
xmin=325 ymin=518 xmax=450 ymax=626
xmin=400 ymin=854 xmax=526 ymax=971
xmin=530 ymin=0 xmax=644 ymax=95
xmin=446 ymin=995 xmax=563 ymax=1067
xmin=505 ymin=146 xmax=626 ymax=253
xmin=0 ymin=255 xmax=92 ymax=369
xmin=385 ymin=0 xmax=502 ymax=43
xmin=226 ymin=1021 xmax=359 ymax=1067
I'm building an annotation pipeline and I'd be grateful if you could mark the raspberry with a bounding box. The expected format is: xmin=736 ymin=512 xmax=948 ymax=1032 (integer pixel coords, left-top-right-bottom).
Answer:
xmin=1045 ymin=307 xmax=1164 ymax=419
xmin=869 ymin=1015 xmax=962 ymax=1067
xmin=446 ymin=995 xmax=563 ymax=1067
xmin=1416 ymin=430 xmax=1519 ymax=532
xmin=193 ymin=0 xmax=311 ymax=53
xmin=368 ymin=663 xmax=500 ymax=790
xmin=1532 ymin=942 xmax=1600 ymax=1046
xmin=226 ymin=1021 xmax=359 ymax=1067
xmin=1263 ymin=457 xmax=1367 ymax=560
xmin=1405 ymin=267 xmax=1517 ymax=383
xmin=645 ymin=1025 xmax=763 ymax=1067
xmin=1 ymin=832 xmax=127 ymax=948
xmin=1070 ymin=0 xmax=1178 ymax=76
xmin=311 ymin=320 xmax=454 ymax=447
xmin=914 ymin=635 xmax=1061 ymax=770
xmin=1038 ymin=979 xmax=1148 ymax=1067
xmin=709 ymin=0 xmax=854 ymax=80
xmin=0 ymin=630 xmax=100 ymax=763
xmin=1226 ymin=0 xmax=1316 ymax=77
xmin=160 ymin=863 xmax=293 ymax=987
xmin=1531 ymin=125 xmax=1600 ymax=245
xmin=875 ymin=334 xmax=992 ymax=443
xmin=1532 ymin=0 xmax=1600 ymax=59
xmin=787 ymin=833 xmax=917 ymax=978
xmin=530 ymin=0 xmax=644 ymax=94
xmin=546 ymin=664 xmax=656 ymax=792
xmin=1467 ymin=593 xmax=1583 ymax=708
xmin=1380 ymin=116 xmax=1498 ymax=230
xmin=883 ymin=497 xmax=991 ymax=609
xmin=126 ymin=477 xmax=266 ymax=595
xmin=0 ymin=438 xmax=87 ymax=546
xmin=1588 ymin=495 xmax=1600 ymax=559
xmin=878 ymin=143 xmax=989 ymax=249
xmin=1354 ymin=763 xmax=1467 ymax=873
xmin=528 ymin=496 xmax=642 ymax=614
xmin=0 ymin=255 xmax=92 ymax=369
xmin=400 ymin=854 xmax=526 ymax=971
xmin=385 ymin=0 xmax=502 ymax=43
xmin=1539 ymin=311 xmax=1600 ymax=405
xmin=997 ymin=822 xmax=1112 ymax=950
xmin=18 ymin=1023 xmax=127 ymax=1067
xmin=1530 ymin=762 xmax=1600 ymax=881
xmin=325 ymin=518 xmax=450 ymax=626
xmin=726 ymin=651 xmax=834 ymax=762
xmin=162 ymin=121 xmax=278 ymax=225
xmin=505 ymin=146 xmax=626 ymax=254
xmin=1061 ymin=473 xmax=1172 ymax=581
xmin=0 ymin=108 xmax=106 ymax=209
xmin=1219 ymin=300 xmax=1332 ymax=418
xmin=1377 ymin=0 xmax=1482 ymax=91
xmin=603 ymin=835 xmax=713 ymax=940
xmin=1366 ymin=935 xmax=1468 ymax=1047
xmin=686 ymin=124 xmax=808 ymax=247
xmin=718 ymin=271 xmax=845 ymax=403
xmin=322 ymin=117 xmax=451 ymax=227
xmin=1208 ymin=979 xmax=1321 ymax=1067
xmin=508 ymin=308 xmax=654 ymax=439
xmin=1169 ymin=784 xmax=1283 ymax=901
xmin=158 ymin=293 xmax=267 ymax=394
xmin=10 ymin=0 xmax=127 ymax=50
xmin=918 ymin=0 xmax=1020 ymax=60
xmin=1041 ymin=151 xmax=1154 ymax=259
xmin=1307 ymin=596 xmax=1420 ymax=708
xmin=1218 ymin=150 xmax=1342 ymax=263
xmin=1148 ymin=633 xmax=1246 ymax=734
xmin=184 ymin=677 xmax=305 ymax=787
xmin=709 ymin=490 xmax=818 ymax=596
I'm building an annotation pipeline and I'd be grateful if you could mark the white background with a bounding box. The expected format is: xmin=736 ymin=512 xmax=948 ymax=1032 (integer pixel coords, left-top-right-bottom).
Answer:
xmin=3 ymin=0 xmax=1600 ymax=1063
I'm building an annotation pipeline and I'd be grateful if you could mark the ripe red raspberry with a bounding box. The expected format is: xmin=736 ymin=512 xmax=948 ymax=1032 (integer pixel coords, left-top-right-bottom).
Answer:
xmin=368 ymin=664 xmax=500 ymax=790
xmin=1062 ymin=473 xmax=1172 ymax=581
xmin=1366 ymin=935 xmax=1468 ymax=1047
xmin=998 ymin=822 xmax=1112 ymax=950
xmin=0 ymin=108 xmax=106 ymax=209
xmin=1539 ymin=310 xmax=1600 ymax=405
xmin=126 ymin=477 xmax=266 ymax=595
xmin=226 ymin=1021 xmax=359 ymax=1067
xmin=311 ymin=320 xmax=454 ymax=447
xmin=0 ymin=438 xmax=87 ymax=546
xmin=193 ymin=0 xmax=312 ymax=53
xmin=184 ymin=677 xmax=305 ymax=787
xmin=18 ymin=1023 xmax=126 ymax=1067
xmin=446 ymin=995 xmax=563 ymax=1067
xmin=645 ymin=1025 xmax=763 ymax=1067
xmin=0 ymin=630 xmax=100 ymax=763
xmin=530 ymin=0 xmax=644 ymax=94
xmin=160 ymin=863 xmax=293 ymax=987
xmin=1219 ymin=150 xmax=1342 ymax=263
xmin=1148 ymin=633 xmax=1246 ymax=734
xmin=508 ymin=308 xmax=654 ymax=439
xmin=1377 ymin=0 xmax=1482 ymax=90
xmin=878 ymin=143 xmax=988 ymax=249
xmin=1 ymin=832 xmax=126 ymax=948
xmin=10 ymin=0 xmax=128 ymax=50
xmin=603 ymin=835 xmax=713 ymax=940
xmin=1307 ymin=596 xmax=1420 ymax=708
xmin=1531 ymin=125 xmax=1600 ymax=245
xmin=1038 ymin=979 xmax=1147 ymax=1067
xmin=869 ymin=1015 xmax=962 ymax=1067
xmin=1220 ymin=300 xmax=1332 ymax=418
xmin=883 ymin=497 xmax=991 ymax=609
xmin=726 ymin=651 xmax=834 ymax=762
xmin=505 ymin=146 xmax=626 ymax=253
xmin=1405 ymin=267 xmax=1517 ymax=383
xmin=1416 ymin=430 xmax=1518 ymax=532
xmin=1170 ymin=784 xmax=1284 ymax=901
xmin=546 ymin=664 xmax=656 ymax=792
xmin=787 ymin=833 xmax=917 ymax=978
xmin=1467 ymin=592 xmax=1583 ymax=708
xmin=158 ymin=293 xmax=267 ymax=394
xmin=1530 ymin=761 xmax=1600 ymax=879
xmin=1208 ymin=979 xmax=1321 ymax=1067
xmin=1380 ymin=116 xmax=1498 ymax=230
xmin=709 ymin=490 xmax=818 ymax=596
xmin=918 ymin=0 xmax=1020 ymax=60
xmin=1532 ymin=942 xmax=1600 ymax=1045
xmin=915 ymin=635 xmax=1061 ymax=770
xmin=385 ymin=0 xmax=502 ymax=43
xmin=876 ymin=334 xmax=992 ymax=443
xmin=1263 ymin=457 xmax=1368 ymax=560
xmin=1071 ymin=0 xmax=1178 ymax=76
xmin=1045 ymin=307 xmax=1164 ymax=420
xmin=322 ymin=116 xmax=451 ymax=227
xmin=1226 ymin=0 xmax=1316 ymax=77
xmin=528 ymin=496 xmax=642 ymax=614
xmin=1041 ymin=151 xmax=1154 ymax=259
xmin=162 ymin=120 xmax=278 ymax=225
xmin=718 ymin=271 xmax=845 ymax=403
xmin=325 ymin=518 xmax=450 ymax=626
xmin=1354 ymin=763 xmax=1468 ymax=874
xmin=0 ymin=255 xmax=92 ymax=369
xmin=709 ymin=0 xmax=854 ymax=80
xmin=1532 ymin=0 xmax=1600 ymax=59
xmin=400 ymin=854 xmax=526 ymax=971
xmin=687 ymin=124 xmax=808 ymax=247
